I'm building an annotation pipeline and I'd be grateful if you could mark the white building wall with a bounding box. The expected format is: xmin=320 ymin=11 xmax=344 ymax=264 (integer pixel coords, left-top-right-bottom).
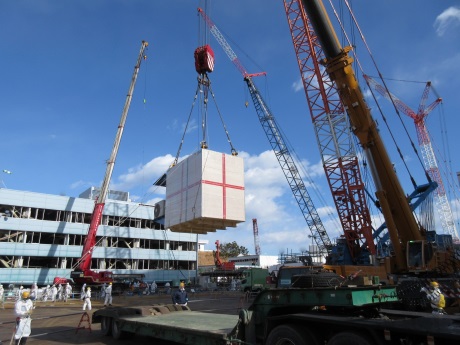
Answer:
xmin=229 ymin=254 xmax=278 ymax=268
xmin=0 ymin=188 xmax=198 ymax=285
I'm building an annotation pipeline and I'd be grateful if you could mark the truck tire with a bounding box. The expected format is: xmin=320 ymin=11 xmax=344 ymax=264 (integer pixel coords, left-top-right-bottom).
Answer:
xmin=112 ymin=320 xmax=128 ymax=340
xmin=101 ymin=316 xmax=112 ymax=336
xmin=327 ymin=331 xmax=371 ymax=345
xmin=266 ymin=324 xmax=318 ymax=345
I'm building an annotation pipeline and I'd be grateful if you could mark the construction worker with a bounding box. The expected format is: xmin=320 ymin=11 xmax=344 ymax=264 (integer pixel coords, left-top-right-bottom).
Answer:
xmin=64 ymin=283 xmax=72 ymax=302
xmin=101 ymin=283 xmax=107 ymax=299
xmin=172 ymin=282 xmax=188 ymax=306
xmin=29 ymin=283 xmax=38 ymax=301
xmin=150 ymin=281 xmax=157 ymax=295
xmin=50 ymin=285 xmax=57 ymax=302
xmin=14 ymin=290 xmax=34 ymax=345
xmin=42 ymin=285 xmax=50 ymax=302
xmin=421 ymin=281 xmax=446 ymax=314
xmin=17 ymin=286 xmax=24 ymax=301
xmin=165 ymin=281 xmax=171 ymax=295
xmin=451 ymin=280 xmax=460 ymax=312
xmin=104 ymin=282 xmax=113 ymax=307
xmin=56 ymin=284 xmax=63 ymax=301
xmin=82 ymin=287 xmax=92 ymax=311
xmin=0 ymin=284 xmax=4 ymax=309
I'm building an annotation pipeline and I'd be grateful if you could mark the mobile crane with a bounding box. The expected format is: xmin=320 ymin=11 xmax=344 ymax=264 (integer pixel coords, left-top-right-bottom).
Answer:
xmin=282 ymin=0 xmax=460 ymax=310
xmin=213 ymin=240 xmax=236 ymax=271
xmin=70 ymin=41 xmax=148 ymax=285
xmin=300 ymin=0 xmax=459 ymax=279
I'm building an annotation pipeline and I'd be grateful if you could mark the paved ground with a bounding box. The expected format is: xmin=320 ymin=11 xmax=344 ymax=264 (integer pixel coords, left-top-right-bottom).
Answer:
xmin=0 ymin=291 xmax=249 ymax=344
xmin=2 ymin=291 xmax=458 ymax=344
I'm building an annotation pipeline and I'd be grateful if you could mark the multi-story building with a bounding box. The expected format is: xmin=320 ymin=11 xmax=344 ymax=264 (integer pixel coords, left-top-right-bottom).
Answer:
xmin=0 ymin=187 xmax=198 ymax=286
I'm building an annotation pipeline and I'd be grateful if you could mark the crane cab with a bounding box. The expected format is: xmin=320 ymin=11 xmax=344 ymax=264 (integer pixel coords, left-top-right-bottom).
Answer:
xmin=406 ymin=238 xmax=456 ymax=274
xmin=406 ymin=240 xmax=434 ymax=272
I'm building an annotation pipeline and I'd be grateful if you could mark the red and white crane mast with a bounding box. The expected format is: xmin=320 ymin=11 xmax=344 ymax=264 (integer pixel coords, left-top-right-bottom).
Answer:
xmin=197 ymin=8 xmax=266 ymax=79
xmin=282 ymin=0 xmax=376 ymax=261
xmin=364 ymin=75 xmax=458 ymax=242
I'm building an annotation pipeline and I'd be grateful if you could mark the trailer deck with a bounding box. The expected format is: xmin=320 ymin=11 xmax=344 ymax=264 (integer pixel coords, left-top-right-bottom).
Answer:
xmin=93 ymin=305 xmax=240 ymax=345
xmin=121 ymin=311 xmax=238 ymax=339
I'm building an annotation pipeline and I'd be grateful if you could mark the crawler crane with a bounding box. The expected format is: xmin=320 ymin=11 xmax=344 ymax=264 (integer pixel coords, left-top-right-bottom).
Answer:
xmin=300 ymin=0 xmax=459 ymax=279
xmin=364 ymin=74 xmax=459 ymax=243
xmin=283 ymin=0 xmax=375 ymax=266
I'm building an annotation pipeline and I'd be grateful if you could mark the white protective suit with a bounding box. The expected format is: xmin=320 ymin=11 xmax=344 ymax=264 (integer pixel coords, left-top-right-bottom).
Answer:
xmin=104 ymin=284 xmax=112 ymax=306
xmin=14 ymin=297 xmax=34 ymax=343
xmin=82 ymin=289 xmax=92 ymax=311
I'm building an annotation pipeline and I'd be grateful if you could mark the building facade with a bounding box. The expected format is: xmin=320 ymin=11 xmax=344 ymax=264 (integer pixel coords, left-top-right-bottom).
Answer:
xmin=0 ymin=188 xmax=198 ymax=285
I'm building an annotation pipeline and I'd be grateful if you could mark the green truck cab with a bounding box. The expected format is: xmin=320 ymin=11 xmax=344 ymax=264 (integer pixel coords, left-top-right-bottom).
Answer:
xmin=239 ymin=267 xmax=274 ymax=292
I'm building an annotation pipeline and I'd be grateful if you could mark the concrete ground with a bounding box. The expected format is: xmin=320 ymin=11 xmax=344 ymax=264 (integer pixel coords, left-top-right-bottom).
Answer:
xmin=0 ymin=291 xmax=249 ymax=345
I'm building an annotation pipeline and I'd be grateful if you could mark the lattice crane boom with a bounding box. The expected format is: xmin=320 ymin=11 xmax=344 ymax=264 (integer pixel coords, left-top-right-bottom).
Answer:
xmin=198 ymin=7 xmax=333 ymax=255
xmin=197 ymin=8 xmax=266 ymax=79
xmin=282 ymin=0 xmax=376 ymax=262
xmin=364 ymin=75 xmax=458 ymax=241
xmin=252 ymin=218 xmax=261 ymax=256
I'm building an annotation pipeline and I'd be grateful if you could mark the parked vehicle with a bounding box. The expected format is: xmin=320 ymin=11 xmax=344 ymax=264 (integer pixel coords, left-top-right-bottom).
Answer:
xmin=240 ymin=267 xmax=273 ymax=292
xmin=92 ymin=283 xmax=460 ymax=344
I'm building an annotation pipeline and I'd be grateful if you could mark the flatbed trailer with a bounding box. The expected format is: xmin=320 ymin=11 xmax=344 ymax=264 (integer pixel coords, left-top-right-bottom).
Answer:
xmin=92 ymin=285 xmax=460 ymax=345
xmin=110 ymin=309 xmax=239 ymax=345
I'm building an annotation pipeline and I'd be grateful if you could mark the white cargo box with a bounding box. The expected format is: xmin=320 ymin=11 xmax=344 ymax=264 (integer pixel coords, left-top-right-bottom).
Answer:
xmin=165 ymin=149 xmax=245 ymax=234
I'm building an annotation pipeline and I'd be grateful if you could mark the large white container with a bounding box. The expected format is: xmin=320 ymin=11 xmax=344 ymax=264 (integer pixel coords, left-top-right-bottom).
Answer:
xmin=165 ymin=149 xmax=245 ymax=234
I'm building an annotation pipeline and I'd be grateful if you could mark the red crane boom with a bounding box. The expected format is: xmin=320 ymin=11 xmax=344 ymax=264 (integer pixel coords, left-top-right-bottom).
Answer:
xmin=70 ymin=41 xmax=148 ymax=285
xmin=283 ymin=0 xmax=376 ymax=261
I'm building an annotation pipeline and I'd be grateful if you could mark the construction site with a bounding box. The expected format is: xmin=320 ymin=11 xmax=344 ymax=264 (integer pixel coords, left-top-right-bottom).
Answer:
xmin=1 ymin=0 xmax=460 ymax=344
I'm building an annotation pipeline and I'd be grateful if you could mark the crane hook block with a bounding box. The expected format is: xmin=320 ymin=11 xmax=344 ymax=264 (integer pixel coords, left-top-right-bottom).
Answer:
xmin=194 ymin=44 xmax=215 ymax=74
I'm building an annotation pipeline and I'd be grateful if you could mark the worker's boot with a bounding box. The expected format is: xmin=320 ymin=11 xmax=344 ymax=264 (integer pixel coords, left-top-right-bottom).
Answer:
xmin=16 ymin=337 xmax=28 ymax=345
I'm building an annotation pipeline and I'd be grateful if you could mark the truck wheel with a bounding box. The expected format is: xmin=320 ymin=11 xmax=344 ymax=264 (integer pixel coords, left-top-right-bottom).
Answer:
xmin=112 ymin=320 xmax=128 ymax=340
xmin=327 ymin=331 xmax=371 ymax=345
xmin=101 ymin=316 xmax=112 ymax=336
xmin=266 ymin=324 xmax=318 ymax=345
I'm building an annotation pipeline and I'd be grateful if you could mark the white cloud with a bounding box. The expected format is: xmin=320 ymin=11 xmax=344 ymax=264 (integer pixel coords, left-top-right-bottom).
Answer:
xmin=434 ymin=6 xmax=460 ymax=37
xmin=103 ymin=149 xmax=337 ymax=255
xmin=292 ymin=78 xmax=303 ymax=92
xmin=110 ymin=154 xmax=175 ymax=193
xmin=195 ymin=150 xmax=336 ymax=255
xmin=70 ymin=179 xmax=93 ymax=190
xmin=68 ymin=113 xmax=346 ymax=254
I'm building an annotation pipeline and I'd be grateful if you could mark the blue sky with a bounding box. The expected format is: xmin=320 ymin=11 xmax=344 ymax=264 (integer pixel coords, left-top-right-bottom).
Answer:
xmin=1 ymin=1 xmax=460 ymax=256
